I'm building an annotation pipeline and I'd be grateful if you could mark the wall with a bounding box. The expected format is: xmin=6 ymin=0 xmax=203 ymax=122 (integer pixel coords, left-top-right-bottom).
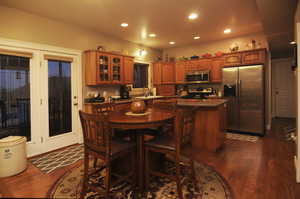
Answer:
xmin=0 ymin=5 xmax=162 ymax=98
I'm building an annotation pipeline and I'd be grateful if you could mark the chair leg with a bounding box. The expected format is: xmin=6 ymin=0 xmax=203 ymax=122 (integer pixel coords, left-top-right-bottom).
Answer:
xmin=80 ymin=151 xmax=89 ymax=199
xmin=93 ymin=158 xmax=97 ymax=168
xmin=190 ymin=158 xmax=199 ymax=192
xmin=175 ymin=156 xmax=183 ymax=199
xmin=105 ymin=161 xmax=111 ymax=199
xmin=131 ymin=150 xmax=137 ymax=191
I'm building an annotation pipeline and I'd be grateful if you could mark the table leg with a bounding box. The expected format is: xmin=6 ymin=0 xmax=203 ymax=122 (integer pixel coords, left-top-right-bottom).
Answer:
xmin=137 ymin=133 xmax=145 ymax=192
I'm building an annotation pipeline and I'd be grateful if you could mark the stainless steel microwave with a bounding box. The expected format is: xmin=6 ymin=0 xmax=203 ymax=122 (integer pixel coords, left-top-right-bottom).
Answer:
xmin=185 ymin=70 xmax=210 ymax=83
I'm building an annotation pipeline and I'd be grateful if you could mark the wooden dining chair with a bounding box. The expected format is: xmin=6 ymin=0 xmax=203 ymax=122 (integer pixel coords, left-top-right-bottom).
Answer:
xmin=150 ymin=99 xmax=178 ymax=137
xmin=79 ymin=110 xmax=136 ymax=199
xmin=144 ymin=107 xmax=199 ymax=199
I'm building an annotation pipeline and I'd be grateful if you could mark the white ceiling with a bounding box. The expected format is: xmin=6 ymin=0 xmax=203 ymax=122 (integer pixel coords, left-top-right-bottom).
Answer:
xmin=0 ymin=0 xmax=264 ymax=50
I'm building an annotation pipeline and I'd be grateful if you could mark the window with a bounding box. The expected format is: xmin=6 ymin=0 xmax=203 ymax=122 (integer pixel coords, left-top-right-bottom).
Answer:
xmin=133 ymin=63 xmax=148 ymax=88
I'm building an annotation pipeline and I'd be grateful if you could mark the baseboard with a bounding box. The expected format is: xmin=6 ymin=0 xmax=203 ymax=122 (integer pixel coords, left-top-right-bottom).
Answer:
xmin=295 ymin=156 xmax=300 ymax=183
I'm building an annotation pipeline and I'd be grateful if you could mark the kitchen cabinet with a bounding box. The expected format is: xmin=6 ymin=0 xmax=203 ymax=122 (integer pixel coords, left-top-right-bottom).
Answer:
xmin=223 ymin=52 xmax=242 ymax=67
xmin=210 ymin=58 xmax=224 ymax=83
xmin=123 ymin=56 xmax=134 ymax=84
xmin=153 ymin=62 xmax=162 ymax=85
xmin=156 ymin=85 xmax=175 ymax=96
xmin=242 ymin=49 xmax=266 ymax=65
xmin=223 ymin=48 xmax=266 ymax=67
xmin=85 ymin=50 xmax=128 ymax=85
xmin=175 ymin=61 xmax=185 ymax=83
xmin=161 ymin=62 xmax=175 ymax=84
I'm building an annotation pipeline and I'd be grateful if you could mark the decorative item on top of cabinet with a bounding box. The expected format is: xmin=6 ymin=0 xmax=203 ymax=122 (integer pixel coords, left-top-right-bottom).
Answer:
xmin=210 ymin=58 xmax=225 ymax=83
xmin=123 ymin=56 xmax=134 ymax=84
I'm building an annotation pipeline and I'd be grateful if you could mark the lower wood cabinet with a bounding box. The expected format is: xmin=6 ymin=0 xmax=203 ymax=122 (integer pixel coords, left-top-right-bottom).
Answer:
xmin=156 ymin=85 xmax=176 ymax=96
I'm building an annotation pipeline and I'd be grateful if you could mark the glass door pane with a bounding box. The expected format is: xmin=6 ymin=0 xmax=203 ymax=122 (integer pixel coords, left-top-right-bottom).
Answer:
xmin=48 ymin=60 xmax=72 ymax=137
xmin=98 ymin=55 xmax=109 ymax=82
xmin=112 ymin=57 xmax=121 ymax=81
xmin=0 ymin=55 xmax=31 ymax=141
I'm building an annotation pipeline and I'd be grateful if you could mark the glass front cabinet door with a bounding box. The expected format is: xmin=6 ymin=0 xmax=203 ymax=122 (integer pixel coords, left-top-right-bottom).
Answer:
xmin=97 ymin=53 xmax=110 ymax=83
xmin=111 ymin=55 xmax=123 ymax=84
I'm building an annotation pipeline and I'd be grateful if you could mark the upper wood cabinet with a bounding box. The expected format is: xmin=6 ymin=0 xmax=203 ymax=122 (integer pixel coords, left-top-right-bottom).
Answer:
xmin=153 ymin=62 xmax=162 ymax=85
xmin=123 ymin=56 xmax=134 ymax=84
xmin=161 ymin=62 xmax=175 ymax=84
xmin=153 ymin=62 xmax=175 ymax=85
xmin=224 ymin=48 xmax=266 ymax=67
xmin=85 ymin=50 xmax=133 ymax=85
xmin=210 ymin=58 xmax=224 ymax=83
xmin=175 ymin=61 xmax=185 ymax=84
xmin=242 ymin=49 xmax=266 ymax=65
xmin=223 ymin=52 xmax=242 ymax=67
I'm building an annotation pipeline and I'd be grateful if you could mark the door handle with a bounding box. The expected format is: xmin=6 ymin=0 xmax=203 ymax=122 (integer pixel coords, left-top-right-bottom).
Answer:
xmin=73 ymin=103 xmax=78 ymax=106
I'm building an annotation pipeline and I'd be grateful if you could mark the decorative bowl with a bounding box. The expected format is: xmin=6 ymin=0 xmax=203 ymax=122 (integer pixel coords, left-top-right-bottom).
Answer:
xmin=130 ymin=100 xmax=146 ymax=113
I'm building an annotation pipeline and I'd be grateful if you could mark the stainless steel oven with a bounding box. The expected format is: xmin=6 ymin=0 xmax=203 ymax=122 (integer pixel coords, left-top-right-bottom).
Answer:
xmin=185 ymin=70 xmax=210 ymax=83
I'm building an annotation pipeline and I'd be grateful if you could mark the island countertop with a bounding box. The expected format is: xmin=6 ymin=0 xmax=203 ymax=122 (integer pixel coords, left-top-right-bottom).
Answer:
xmin=176 ymin=99 xmax=227 ymax=107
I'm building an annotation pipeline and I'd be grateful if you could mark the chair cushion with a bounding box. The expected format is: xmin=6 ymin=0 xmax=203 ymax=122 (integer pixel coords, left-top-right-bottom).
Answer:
xmin=145 ymin=136 xmax=175 ymax=151
xmin=111 ymin=140 xmax=136 ymax=155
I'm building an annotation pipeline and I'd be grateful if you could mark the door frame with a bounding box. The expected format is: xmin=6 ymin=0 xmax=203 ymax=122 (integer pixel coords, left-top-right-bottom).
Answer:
xmin=0 ymin=37 xmax=83 ymax=157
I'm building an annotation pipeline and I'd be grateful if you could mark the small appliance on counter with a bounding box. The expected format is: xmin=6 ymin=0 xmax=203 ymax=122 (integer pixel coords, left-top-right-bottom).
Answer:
xmin=119 ymin=85 xmax=130 ymax=99
xmin=85 ymin=93 xmax=105 ymax=103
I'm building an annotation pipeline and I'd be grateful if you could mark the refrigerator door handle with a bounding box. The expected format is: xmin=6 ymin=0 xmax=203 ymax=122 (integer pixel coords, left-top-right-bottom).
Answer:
xmin=239 ymin=80 xmax=242 ymax=98
xmin=236 ymin=80 xmax=239 ymax=97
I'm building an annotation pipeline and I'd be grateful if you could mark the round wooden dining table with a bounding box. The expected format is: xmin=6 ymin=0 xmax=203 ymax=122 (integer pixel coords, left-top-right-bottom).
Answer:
xmin=108 ymin=107 xmax=175 ymax=193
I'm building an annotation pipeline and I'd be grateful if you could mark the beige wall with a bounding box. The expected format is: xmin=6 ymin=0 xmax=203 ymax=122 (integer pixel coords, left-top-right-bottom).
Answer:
xmin=0 ymin=5 xmax=162 ymax=98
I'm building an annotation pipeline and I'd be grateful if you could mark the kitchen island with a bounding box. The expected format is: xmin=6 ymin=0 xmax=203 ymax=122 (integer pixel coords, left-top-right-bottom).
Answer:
xmin=177 ymin=99 xmax=227 ymax=152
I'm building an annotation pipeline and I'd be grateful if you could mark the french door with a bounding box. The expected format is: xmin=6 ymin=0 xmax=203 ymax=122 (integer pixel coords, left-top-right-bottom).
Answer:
xmin=0 ymin=44 xmax=81 ymax=157
xmin=38 ymin=52 xmax=80 ymax=155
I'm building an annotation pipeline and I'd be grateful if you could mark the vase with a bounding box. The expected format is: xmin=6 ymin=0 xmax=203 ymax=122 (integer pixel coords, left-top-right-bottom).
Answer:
xmin=130 ymin=100 xmax=146 ymax=113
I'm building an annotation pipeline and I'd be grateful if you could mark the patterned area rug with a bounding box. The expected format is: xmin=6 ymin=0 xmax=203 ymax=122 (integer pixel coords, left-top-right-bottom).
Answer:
xmin=48 ymin=159 xmax=233 ymax=199
xmin=30 ymin=144 xmax=83 ymax=173
xmin=226 ymin=132 xmax=259 ymax=142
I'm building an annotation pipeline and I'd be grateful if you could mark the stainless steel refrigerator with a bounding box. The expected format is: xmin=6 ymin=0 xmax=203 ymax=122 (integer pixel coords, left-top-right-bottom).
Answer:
xmin=222 ymin=65 xmax=265 ymax=135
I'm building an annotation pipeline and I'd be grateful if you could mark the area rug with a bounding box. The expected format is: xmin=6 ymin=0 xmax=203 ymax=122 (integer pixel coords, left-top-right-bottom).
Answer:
xmin=48 ymin=159 xmax=233 ymax=199
xmin=226 ymin=132 xmax=259 ymax=142
xmin=30 ymin=144 xmax=84 ymax=173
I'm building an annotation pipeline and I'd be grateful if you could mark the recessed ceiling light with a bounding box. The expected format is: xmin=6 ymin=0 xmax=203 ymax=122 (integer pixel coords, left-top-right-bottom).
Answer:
xmin=149 ymin=33 xmax=156 ymax=37
xmin=290 ymin=41 xmax=296 ymax=45
xmin=120 ymin=23 xmax=128 ymax=27
xmin=188 ymin=13 xmax=198 ymax=20
xmin=194 ymin=36 xmax=200 ymax=40
xmin=169 ymin=41 xmax=175 ymax=45
xmin=224 ymin=28 xmax=231 ymax=34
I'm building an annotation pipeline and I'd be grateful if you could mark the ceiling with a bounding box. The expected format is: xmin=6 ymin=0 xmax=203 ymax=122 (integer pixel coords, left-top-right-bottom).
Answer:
xmin=255 ymin=0 xmax=298 ymax=58
xmin=0 ymin=0 xmax=264 ymax=49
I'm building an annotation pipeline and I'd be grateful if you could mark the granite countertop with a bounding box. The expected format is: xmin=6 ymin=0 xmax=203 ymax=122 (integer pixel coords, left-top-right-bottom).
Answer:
xmin=176 ymin=99 xmax=227 ymax=107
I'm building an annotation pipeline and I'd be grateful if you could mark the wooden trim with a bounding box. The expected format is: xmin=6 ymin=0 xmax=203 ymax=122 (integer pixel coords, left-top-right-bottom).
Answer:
xmin=44 ymin=55 xmax=73 ymax=62
xmin=0 ymin=48 xmax=33 ymax=58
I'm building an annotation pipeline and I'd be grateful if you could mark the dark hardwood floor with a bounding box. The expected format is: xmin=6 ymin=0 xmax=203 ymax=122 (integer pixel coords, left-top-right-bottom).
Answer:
xmin=0 ymin=118 xmax=300 ymax=199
